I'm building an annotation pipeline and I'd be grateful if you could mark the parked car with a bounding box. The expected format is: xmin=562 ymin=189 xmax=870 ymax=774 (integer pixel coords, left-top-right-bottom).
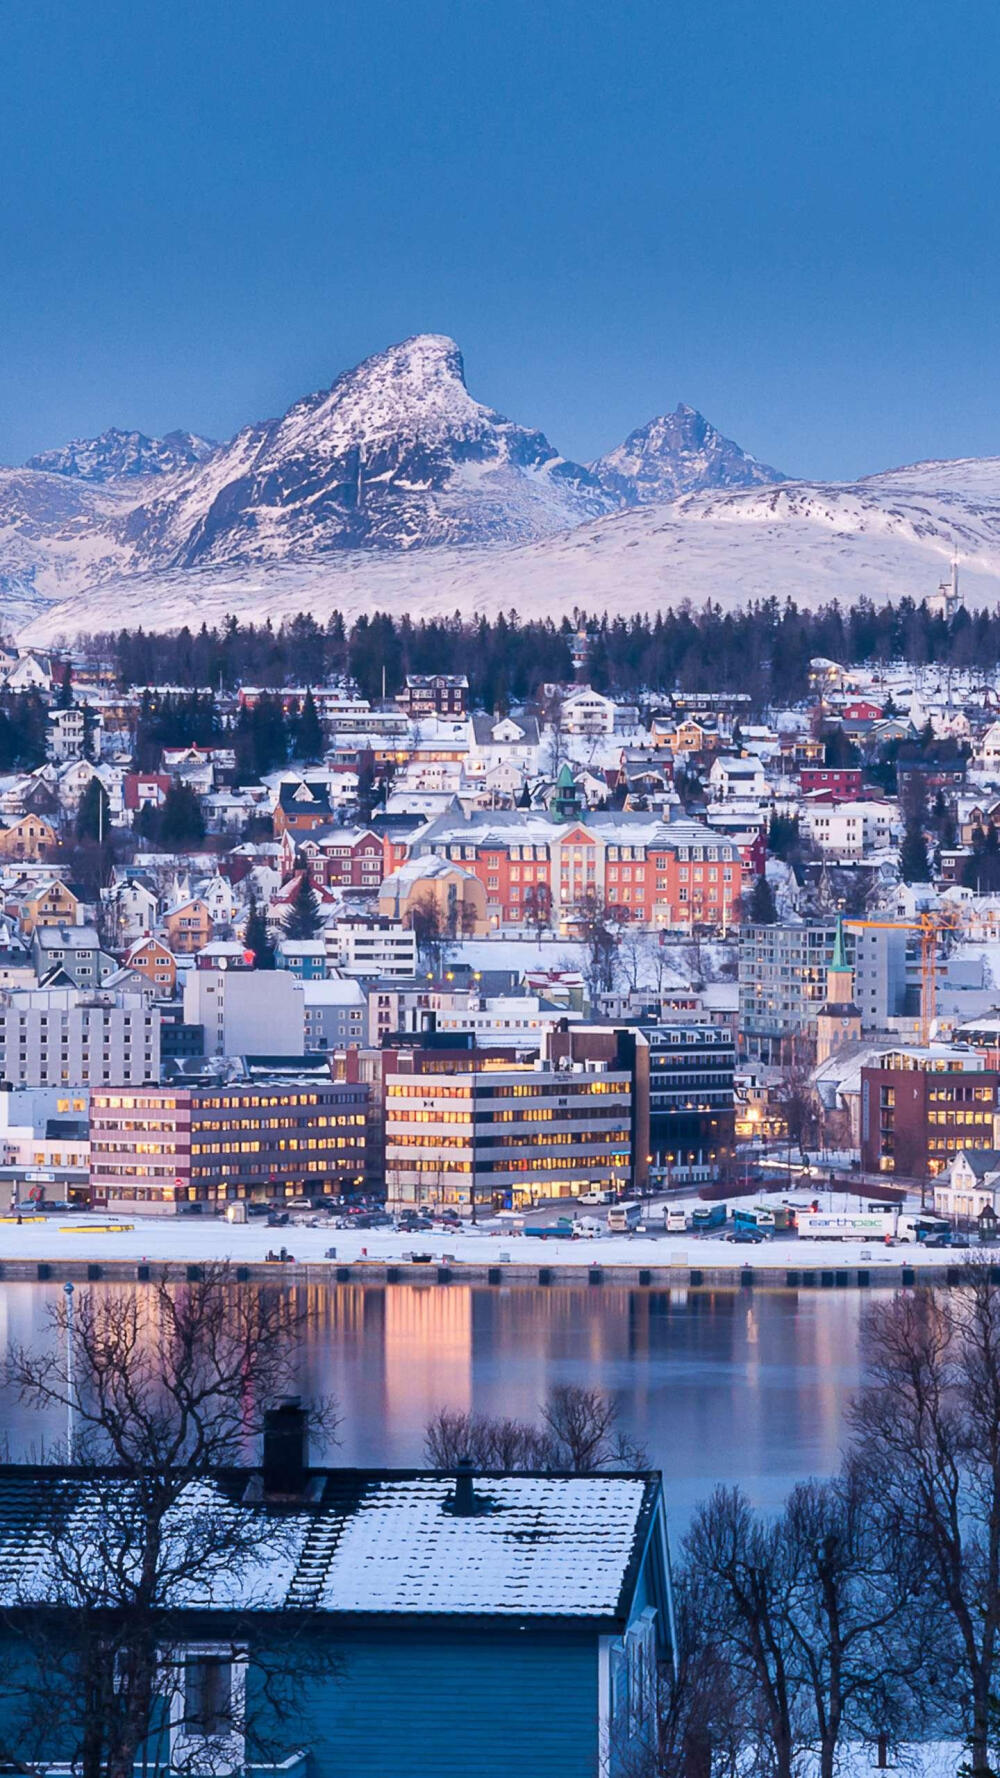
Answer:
xmin=726 ymin=1227 xmax=765 ymax=1245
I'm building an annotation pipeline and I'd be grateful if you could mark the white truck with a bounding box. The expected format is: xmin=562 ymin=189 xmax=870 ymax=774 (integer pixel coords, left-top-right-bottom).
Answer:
xmin=796 ymin=1210 xmax=947 ymax=1243
xmin=796 ymin=1211 xmax=895 ymax=1241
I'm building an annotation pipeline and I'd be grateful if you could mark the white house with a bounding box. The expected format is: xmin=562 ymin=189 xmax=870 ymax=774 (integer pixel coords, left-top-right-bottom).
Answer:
xmin=48 ymin=706 xmax=102 ymax=763
xmin=934 ymin=1149 xmax=1000 ymax=1220
xmin=708 ymin=754 xmax=768 ymax=802
xmin=979 ymin=721 xmax=1000 ymax=773
xmin=561 ymin=687 xmax=616 ymax=736
xmin=801 ymin=799 xmax=896 ymax=858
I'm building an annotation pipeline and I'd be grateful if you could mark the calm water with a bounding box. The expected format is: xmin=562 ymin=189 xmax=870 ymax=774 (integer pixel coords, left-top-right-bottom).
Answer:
xmin=0 ymin=1282 xmax=885 ymax=1525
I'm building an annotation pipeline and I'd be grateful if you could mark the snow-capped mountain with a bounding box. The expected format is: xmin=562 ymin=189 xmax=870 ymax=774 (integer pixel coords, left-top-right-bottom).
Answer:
xmin=119 ymin=334 xmax=617 ymax=569
xmin=7 ymin=330 xmax=1000 ymax=643
xmin=21 ymin=455 xmax=1000 ymax=645
xmin=25 ymin=427 xmax=216 ymax=483
xmin=591 ymin=404 xmax=786 ymax=503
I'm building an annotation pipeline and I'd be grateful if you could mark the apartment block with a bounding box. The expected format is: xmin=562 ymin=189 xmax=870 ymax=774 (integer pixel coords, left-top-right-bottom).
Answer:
xmin=738 ymin=921 xmax=842 ymax=1061
xmin=0 ymin=988 xmax=159 ymax=1088
xmin=89 ymin=1078 xmax=368 ymax=1213
xmin=399 ymin=812 xmax=741 ymax=933
xmin=323 ymin=917 xmax=418 ymax=979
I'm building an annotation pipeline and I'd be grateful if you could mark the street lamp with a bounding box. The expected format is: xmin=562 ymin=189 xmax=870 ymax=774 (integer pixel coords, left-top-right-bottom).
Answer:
xmin=63 ymin=1281 xmax=75 ymax=1463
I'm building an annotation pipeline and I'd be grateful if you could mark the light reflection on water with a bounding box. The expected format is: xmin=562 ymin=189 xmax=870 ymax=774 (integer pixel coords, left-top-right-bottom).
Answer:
xmin=0 ymin=1282 xmax=887 ymax=1525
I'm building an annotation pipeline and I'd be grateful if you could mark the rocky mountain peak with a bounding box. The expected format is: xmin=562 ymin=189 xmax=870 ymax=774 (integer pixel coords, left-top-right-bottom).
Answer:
xmin=24 ymin=426 xmax=216 ymax=484
xmin=591 ymin=404 xmax=786 ymax=503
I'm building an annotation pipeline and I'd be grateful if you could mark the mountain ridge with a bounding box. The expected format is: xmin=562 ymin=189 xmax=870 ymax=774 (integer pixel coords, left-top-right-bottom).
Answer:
xmin=6 ymin=332 xmax=1000 ymax=643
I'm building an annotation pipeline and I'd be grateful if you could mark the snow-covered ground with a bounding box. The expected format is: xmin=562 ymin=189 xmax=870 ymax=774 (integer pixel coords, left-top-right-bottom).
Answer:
xmin=0 ymin=1212 xmax=964 ymax=1271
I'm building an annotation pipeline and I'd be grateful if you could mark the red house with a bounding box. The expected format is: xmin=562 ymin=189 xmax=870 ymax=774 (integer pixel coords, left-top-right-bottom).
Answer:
xmin=799 ymin=767 xmax=863 ymax=799
xmin=840 ymin=700 xmax=884 ymax=722
xmin=299 ymin=828 xmax=385 ymax=893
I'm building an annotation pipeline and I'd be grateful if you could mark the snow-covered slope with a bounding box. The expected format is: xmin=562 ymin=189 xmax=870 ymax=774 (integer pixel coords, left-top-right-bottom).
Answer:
xmin=8 ymin=332 xmax=1000 ymax=642
xmin=24 ymin=427 xmax=216 ymax=483
xmin=0 ymin=470 xmax=134 ymax=630
xmin=591 ymin=403 xmax=785 ymax=503
xmin=22 ymin=458 xmax=1000 ymax=643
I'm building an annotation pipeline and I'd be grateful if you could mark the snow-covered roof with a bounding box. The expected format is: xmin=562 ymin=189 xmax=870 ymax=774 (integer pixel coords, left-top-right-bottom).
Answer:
xmin=0 ymin=1468 xmax=657 ymax=1620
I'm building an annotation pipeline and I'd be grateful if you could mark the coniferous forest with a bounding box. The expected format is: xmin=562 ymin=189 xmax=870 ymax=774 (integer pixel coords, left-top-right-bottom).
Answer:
xmin=82 ymin=596 xmax=1000 ymax=708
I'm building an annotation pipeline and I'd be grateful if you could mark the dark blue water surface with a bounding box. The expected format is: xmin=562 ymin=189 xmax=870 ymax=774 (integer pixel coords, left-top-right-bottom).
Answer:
xmin=0 ymin=1282 xmax=884 ymax=1525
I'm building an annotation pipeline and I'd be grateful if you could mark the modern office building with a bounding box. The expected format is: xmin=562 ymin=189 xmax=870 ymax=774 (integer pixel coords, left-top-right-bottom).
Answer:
xmin=641 ymin=1023 xmax=736 ymax=1184
xmin=89 ymin=1078 xmax=368 ymax=1213
xmin=383 ymin=1038 xmax=633 ymax=1212
xmin=860 ymin=1049 xmax=998 ymax=1177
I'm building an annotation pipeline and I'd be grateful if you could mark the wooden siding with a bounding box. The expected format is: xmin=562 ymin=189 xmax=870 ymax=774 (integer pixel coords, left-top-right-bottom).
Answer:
xmin=297 ymin=1628 xmax=599 ymax=1778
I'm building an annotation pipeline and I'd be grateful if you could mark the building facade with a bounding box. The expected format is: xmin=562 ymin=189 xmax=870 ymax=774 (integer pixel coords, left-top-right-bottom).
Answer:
xmin=860 ymin=1050 xmax=998 ymax=1177
xmin=89 ymin=1078 xmax=368 ymax=1212
xmin=642 ymin=1023 xmax=736 ymax=1185
xmin=383 ymin=1042 xmax=633 ymax=1211
xmin=738 ymin=921 xmax=842 ymax=1061
xmin=0 ymin=988 xmax=159 ymax=1089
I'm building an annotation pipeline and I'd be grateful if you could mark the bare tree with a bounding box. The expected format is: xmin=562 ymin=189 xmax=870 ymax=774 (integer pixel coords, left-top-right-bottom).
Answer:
xmin=773 ymin=1038 xmax=820 ymax=1161
xmin=849 ymin=1268 xmax=1000 ymax=1777
xmin=424 ymin=1407 xmax=552 ymax=1471
xmin=0 ymin=1265 xmax=338 ymax=1778
xmin=408 ymin=891 xmax=452 ymax=977
xmin=683 ymin=1485 xmax=803 ymax=1778
xmin=575 ymin=891 xmax=627 ymax=1009
xmin=542 ymin=1384 xmax=647 ymax=1471
xmin=781 ymin=1468 xmax=931 ymax=1778
xmin=523 ymin=881 xmax=552 ymax=947
xmin=425 ymin=1384 xmax=646 ymax=1474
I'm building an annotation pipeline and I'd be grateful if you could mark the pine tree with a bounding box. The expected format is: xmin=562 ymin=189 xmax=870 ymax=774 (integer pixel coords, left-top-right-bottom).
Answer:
xmin=284 ymin=872 xmax=323 ymax=941
xmin=243 ymin=894 xmax=276 ymax=969
xmin=899 ymin=817 xmax=931 ymax=884
xmin=75 ymin=777 xmax=110 ymax=844
xmin=158 ymin=783 xmax=206 ymax=850
xmin=293 ymin=688 xmax=323 ymax=762
xmin=57 ymin=661 xmax=73 ymax=710
xmin=748 ymin=874 xmax=778 ymax=923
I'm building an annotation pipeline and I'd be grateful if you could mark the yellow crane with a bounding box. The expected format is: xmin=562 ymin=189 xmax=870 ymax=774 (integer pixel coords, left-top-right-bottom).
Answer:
xmin=845 ymin=908 xmax=961 ymax=1046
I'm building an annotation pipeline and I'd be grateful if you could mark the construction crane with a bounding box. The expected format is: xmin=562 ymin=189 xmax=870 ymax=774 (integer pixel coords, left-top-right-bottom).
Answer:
xmin=845 ymin=909 xmax=962 ymax=1046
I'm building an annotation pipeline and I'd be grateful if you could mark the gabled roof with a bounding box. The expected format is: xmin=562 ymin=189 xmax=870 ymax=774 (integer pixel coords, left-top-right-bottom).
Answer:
xmin=0 ymin=1467 xmax=661 ymax=1623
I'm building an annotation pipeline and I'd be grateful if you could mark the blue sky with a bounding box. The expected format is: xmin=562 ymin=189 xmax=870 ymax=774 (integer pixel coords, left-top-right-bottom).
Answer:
xmin=2 ymin=0 xmax=998 ymax=479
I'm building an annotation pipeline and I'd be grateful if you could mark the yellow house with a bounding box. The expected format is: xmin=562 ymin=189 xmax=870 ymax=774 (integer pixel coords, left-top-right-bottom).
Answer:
xmin=0 ymin=814 xmax=59 ymax=863
xmin=378 ymin=856 xmax=489 ymax=938
xmin=161 ymin=898 xmax=213 ymax=955
xmin=18 ymin=879 xmax=80 ymax=937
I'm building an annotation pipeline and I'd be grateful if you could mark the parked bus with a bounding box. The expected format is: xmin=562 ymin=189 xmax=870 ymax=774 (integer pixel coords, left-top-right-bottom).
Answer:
xmin=664 ymin=1207 xmax=688 ymax=1233
xmin=607 ymin=1199 xmax=643 ymax=1234
xmin=691 ymin=1203 xmax=727 ymax=1232
xmin=733 ymin=1206 xmax=776 ymax=1233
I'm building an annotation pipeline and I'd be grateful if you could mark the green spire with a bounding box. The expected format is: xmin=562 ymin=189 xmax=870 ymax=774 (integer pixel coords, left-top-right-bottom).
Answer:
xmin=830 ymin=917 xmax=850 ymax=973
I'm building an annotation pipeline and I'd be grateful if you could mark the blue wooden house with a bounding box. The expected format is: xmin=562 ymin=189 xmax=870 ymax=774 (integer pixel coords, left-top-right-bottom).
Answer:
xmin=0 ymin=1409 xmax=673 ymax=1777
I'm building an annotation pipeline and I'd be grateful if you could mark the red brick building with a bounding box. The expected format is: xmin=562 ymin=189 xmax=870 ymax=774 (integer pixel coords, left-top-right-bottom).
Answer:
xmin=861 ymin=1052 xmax=998 ymax=1178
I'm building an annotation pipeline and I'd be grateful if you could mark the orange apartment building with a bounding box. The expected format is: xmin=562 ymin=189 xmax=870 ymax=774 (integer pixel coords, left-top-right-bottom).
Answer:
xmin=382 ymin=813 xmax=741 ymax=932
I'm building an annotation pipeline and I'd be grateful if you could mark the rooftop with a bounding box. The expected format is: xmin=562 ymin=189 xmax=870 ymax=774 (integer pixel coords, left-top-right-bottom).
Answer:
xmin=0 ymin=1467 xmax=657 ymax=1620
